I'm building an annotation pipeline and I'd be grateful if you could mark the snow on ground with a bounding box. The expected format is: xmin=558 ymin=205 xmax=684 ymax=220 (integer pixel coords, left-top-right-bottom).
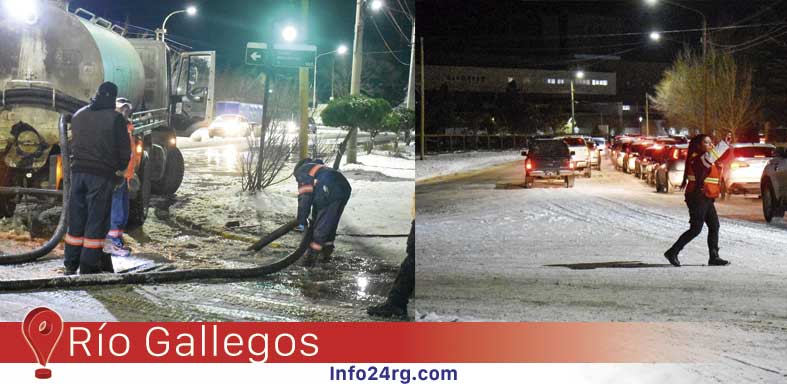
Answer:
xmin=415 ymin=150 xmax=521 ymax=182
xmin=416 ymin=158 xmax=787 ymax=381
xmin=0 ymin=138 xmax=413 ymax=321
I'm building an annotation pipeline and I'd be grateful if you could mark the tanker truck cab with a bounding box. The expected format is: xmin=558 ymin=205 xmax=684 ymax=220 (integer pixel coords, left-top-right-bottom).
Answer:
xmin=0 ymin=4 xmax=216 ymax=228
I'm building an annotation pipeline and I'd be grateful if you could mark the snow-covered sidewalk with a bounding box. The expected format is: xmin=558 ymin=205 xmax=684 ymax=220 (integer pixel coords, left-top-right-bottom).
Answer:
xmin=416 ymin=150 xmax=521 ymax=182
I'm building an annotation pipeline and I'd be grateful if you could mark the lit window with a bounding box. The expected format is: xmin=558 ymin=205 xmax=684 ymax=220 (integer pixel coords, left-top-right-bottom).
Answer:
xmin=557 ymin=79 xmax=565 ymax=84
xmin=622 ymin=105 xmax=631 ymax=111
xmin=547 ymin=78 xmax=556 ymax=84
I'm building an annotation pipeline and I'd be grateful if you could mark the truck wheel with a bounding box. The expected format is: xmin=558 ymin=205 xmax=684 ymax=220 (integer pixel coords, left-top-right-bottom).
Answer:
xmin=152 ymin=147 xmax=185 ymax=196
xmin=565 ymin=176 xmax=575 ymax=188
xmin=0 ymin=197 xmax=16 ymax=218
xmin=524 ymin=176 xmax=534 ymax=189
xmin=128 ymin=160 xmax=152 ymax=229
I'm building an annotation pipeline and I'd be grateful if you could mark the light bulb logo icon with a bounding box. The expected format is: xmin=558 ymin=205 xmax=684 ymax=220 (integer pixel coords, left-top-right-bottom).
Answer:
xmin=22 ymin=307 xmax=64 ymax=379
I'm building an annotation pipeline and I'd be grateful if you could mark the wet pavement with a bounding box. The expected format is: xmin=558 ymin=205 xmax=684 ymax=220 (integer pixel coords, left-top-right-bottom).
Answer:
xmin=0 ymin=138 xmax=413 ymax=321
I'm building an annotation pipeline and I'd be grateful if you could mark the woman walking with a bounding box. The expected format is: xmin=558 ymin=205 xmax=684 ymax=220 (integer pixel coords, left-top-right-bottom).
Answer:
xmin=664 ymin=134 xmax=731 ymax=267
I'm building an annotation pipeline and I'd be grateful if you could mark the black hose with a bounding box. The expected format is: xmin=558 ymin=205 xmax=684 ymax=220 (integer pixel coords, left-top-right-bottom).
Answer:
xmin=0 ymin=114 xmax=71 ymax=264
xmin=0 ymin=225 xmax=313 ymax=292
xmin=247 ymin=219 xmax=299 ymax=251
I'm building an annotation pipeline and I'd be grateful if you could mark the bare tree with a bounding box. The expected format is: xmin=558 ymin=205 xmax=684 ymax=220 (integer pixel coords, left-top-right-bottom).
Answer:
xmin=653 ymin=47 xmax=759 ymax=139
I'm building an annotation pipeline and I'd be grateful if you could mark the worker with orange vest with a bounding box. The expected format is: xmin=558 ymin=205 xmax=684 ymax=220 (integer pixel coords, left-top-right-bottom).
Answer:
xmin=103 ymin=97 xmax=137 ymax=257
xmin=664 ymin=134 xmax=731 ymax=267
xmin=293 ymin=158 xmax=352 ymax=267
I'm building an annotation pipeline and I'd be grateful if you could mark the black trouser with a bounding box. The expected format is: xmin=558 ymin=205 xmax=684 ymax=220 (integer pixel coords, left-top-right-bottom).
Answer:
xmin=64 ymin=172 xmax=114 ymax=274
xmin=388 ymin=220 xmax=415 ymax=307
xmin=670 ymin=194 xmax=720 ymax=252
xmin=310 ymin=197 xmax=349 ymax=251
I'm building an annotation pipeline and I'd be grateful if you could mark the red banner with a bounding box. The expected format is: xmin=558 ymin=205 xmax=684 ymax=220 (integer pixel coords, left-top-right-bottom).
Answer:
xmin=0 ymin=321 xmax=692 ymax=364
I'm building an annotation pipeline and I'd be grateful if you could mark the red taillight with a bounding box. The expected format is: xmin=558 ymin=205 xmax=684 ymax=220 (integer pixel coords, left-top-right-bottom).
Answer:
xmin=754 ymin=155 xmax=765 ymax=158
xmin=672 ymin=149 xmax=679 ymax=160
xmin=526 ymin=159 xmax=532 ymax=170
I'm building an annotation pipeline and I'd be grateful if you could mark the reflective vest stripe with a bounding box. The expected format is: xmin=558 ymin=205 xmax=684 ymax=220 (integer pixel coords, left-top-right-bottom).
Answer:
xmin=298 ymin=185 xmax=314 ymax=195
xmin=309 ymin=241 xmax=323 ymax=251
xmin=308 ymin=165 xmax=324 ymax=177
xmin=108 ymin=229 xmax=123 ymax=238
xmin=704 ymin=177 xmax=720 ymax=184
xmin=687 ymin=175 xmax=696 ymax=181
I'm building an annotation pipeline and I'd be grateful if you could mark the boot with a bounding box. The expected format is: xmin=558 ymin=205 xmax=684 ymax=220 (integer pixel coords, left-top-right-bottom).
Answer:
xmin=367 ymin=300 xmax=407 ymax=319
xmin=708 ymin=249 xmax=730 ymax=266
xmin=320 ymin=244 xmax=335 ymax=263
xmin=664 ymin=247 xmax=681 ymax=267
xmin=301 ymin=249 xmax=318 ymax=268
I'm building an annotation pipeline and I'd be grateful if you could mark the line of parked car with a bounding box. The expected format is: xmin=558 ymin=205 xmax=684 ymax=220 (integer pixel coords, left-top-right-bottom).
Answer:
xmin=608 ymin=134 xmax=787 ymax=223
xmin=520 ymin=135 xmax=605 ymax=188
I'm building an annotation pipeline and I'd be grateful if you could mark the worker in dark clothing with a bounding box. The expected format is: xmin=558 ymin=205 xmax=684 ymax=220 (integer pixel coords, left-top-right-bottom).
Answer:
xmin=368 ymin=219 xmax=415 ymax=319
xmin=293 ymin=158 xmax=352 ymax=267
xmin=664 ymin=134 xmax=731 ymax=267
xmin=64 ymin=82 xmax=131 ymax=275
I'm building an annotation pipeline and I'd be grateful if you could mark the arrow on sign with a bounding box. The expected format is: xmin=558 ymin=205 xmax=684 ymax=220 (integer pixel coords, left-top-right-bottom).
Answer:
xmin=250 ymin=52 xmax=262 ymax=61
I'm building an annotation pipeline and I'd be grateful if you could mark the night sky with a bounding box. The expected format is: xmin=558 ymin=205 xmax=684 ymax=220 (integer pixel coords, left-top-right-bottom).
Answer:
xmin=69 ymin=0 xmax=412 ymax=69
xmin=417 ymin=0 xmax=787 ymax=67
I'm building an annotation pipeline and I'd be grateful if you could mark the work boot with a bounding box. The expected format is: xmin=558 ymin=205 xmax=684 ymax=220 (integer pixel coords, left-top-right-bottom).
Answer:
xmin=301 ymin=250 xmax=318 ymax=268
xmin=708 ymin=249 xmax=730 ymax=266
xmin=320 ymin=244 xmax=335 ymax=263
xmin=664 ymin=247 xmax=681 ymax=267
xmin=367 ymin=300 xmax=407 ymax=319
xmin=106 ymin=241 xmax=131 ymax=257
xmin=63 ymin=267 xmax=77 ymax=276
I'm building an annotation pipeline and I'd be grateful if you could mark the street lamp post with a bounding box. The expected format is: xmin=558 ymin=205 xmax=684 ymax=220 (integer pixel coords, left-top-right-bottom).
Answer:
xmin=312 ymin=45 xmax=347 ymax=112
xmin=570 ymin=71 xmax=584 ymax=134
xmin=159 ymin=6 xmax=197 ymax=41
xmin=647 ymin=0 xmax=708 ymax=135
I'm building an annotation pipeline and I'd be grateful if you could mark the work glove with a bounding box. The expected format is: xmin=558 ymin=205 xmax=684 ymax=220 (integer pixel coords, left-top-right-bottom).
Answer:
xmin=113 ymin=171 xmax=126 ymax=192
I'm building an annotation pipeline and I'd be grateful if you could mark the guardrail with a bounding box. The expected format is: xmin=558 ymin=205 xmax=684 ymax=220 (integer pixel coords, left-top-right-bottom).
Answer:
xmin=415 ymin=134 xmax=530 ymax=154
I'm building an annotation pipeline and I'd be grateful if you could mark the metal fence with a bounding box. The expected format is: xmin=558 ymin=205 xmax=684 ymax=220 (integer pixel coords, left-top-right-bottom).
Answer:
xmin=416 ymin=134 xmax=530 ymax=154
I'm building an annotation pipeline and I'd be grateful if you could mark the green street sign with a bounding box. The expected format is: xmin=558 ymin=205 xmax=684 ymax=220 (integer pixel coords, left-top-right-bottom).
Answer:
xmin=271 ymin=43 xmax=317 ymax=69
xmin=245 ymin=42 xmax=268 ymax=66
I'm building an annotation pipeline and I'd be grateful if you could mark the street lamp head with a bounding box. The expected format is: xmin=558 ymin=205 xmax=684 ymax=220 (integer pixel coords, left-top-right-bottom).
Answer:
xmin=186 ymin=6 xmax=197 ymax=16
xmin=575 ymin=70 xmax=585 ymax=79
xmin=649 ymin=31 xmax=661 ymax=41
xmin=370 ymin=0 xmax=383 ymax=11
xmin=645 ymin=0 xmax=658 ymax=6
xmin=4 ymin=0 xmax=39 ymax=24
xmin=282 ymin=25 xmax=298 ymax=42
xmin=337 ymin=45 xmax=348 ymax=55
xmin=639 ymin=116 xmax=644 ymax=122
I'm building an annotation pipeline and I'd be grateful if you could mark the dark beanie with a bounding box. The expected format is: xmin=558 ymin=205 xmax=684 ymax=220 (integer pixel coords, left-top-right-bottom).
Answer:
xmin=97 ymin=82 xmax=118 ymax=99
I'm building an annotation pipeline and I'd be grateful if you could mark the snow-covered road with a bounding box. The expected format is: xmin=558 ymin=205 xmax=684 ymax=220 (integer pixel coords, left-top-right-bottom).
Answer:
xmin=415 ymin=158 xmax=787 ymax=382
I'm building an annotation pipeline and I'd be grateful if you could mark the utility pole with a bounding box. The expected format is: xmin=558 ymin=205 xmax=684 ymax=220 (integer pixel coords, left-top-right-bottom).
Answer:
xmin=702 ymin=18 xmax=708 ymax=136
xmin=347 ymin=0 xmax=365 ymax=164
xmin=405 ymin=19 xmax=416 ymax=110
xmin=298 ymin=0 xmax=310 ymax=160
xmin=645 ymin=93 xmax=650 ymax=137
xmin=570 ymin=80 xmax=576 ymax=135
xmin=419 ymin=37 xmax=425 ymax=161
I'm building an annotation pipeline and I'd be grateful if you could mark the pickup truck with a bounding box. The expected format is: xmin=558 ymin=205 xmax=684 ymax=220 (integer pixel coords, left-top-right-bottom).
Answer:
xmin=761 ymin=146 xmax=787 ymax=222
xmin=522 ymin=139 xmax=576 ymax=188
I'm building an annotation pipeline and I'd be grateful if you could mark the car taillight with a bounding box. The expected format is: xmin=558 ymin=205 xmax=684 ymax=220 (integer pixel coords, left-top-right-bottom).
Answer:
xmin=730 ymin=162 xmax=749 ymax=169
xmin=754 ymin=155 xmax=765 ymax=158
xmin=672 ymin=149 xmax=679 ymax=160
xmin=526 ymin=159 xmax=532 ymax=170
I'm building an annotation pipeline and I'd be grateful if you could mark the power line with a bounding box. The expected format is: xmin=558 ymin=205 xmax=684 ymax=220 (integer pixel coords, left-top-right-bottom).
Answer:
xmin=385 ymin=8 xmax=410 ymax=41
xmin=369 ymin=13 xmax=410 ymax=66
xmin=729 ymin=28 xmax=787 ymax=53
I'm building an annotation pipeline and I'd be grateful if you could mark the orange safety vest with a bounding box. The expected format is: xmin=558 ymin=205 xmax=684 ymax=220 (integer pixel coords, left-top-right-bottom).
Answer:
xmin=685 ymin=154 xmax=722 ymax=199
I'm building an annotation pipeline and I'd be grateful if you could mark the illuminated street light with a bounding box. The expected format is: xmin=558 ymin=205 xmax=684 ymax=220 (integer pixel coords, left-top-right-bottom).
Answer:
xmin=313 ymin=45 xmax=350 ymax=111
xmin=645 ymin=0 xmax=658 ymax=5
xmin=649 ymin=31 xmax=661 ymax=41
xmin=4 ymin=0 xmax=39 ymax=24
xmin=282 ymin=25 xmax=298 ymax=42
xmin=160 ymin=5 xmax=198 ymax=41
xmin=575 ymin=70 xmax=585 ymax=79
xmin=370 ymin=0 xmax=383 ymax=11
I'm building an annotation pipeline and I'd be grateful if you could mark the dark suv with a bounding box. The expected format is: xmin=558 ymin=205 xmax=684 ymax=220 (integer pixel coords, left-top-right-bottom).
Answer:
xmin=522 ymin=139 xmax=576 ymax=188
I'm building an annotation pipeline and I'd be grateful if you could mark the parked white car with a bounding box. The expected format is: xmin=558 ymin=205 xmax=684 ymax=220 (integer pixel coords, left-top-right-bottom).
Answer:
xmin=721 ymin=143 xmax=776 ymax=199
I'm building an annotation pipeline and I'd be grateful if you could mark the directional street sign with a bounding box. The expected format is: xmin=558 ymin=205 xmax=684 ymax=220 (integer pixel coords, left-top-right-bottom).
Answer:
xmin=271 ymin=43 xmax=317 ymax=69
xmin=245 ymin=42 xmax=268 ymax=66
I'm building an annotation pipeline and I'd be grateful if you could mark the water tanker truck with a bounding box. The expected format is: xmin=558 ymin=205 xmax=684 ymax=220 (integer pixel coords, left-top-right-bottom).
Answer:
xmin=0 ymin=1 xmax=216 ymax=228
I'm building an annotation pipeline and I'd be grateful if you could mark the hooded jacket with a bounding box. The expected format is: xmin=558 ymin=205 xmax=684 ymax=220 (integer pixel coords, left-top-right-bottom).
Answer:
xmin=70 ymin=97 xmax=131 ymax=179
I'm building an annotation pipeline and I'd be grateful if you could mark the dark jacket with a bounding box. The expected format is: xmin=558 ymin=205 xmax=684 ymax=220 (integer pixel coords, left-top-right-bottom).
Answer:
xmin=295 ymin=160 xmax=352 ymax=225
xmin=70 ymin=102 xmax=131 ymax=179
